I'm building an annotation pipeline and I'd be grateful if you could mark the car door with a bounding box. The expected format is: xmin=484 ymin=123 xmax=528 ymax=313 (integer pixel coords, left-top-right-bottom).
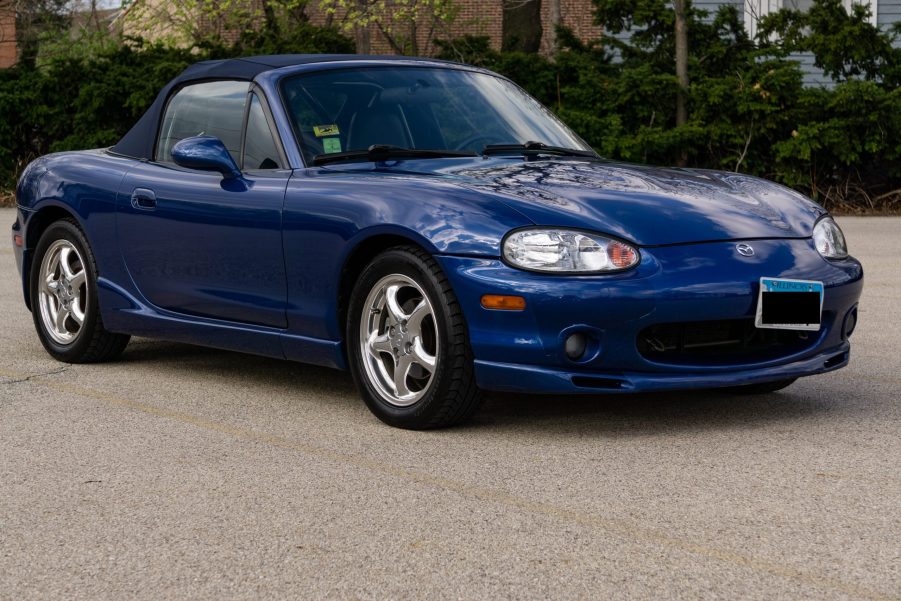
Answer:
xmin=117 ymin=81 xmax=290 ymax=328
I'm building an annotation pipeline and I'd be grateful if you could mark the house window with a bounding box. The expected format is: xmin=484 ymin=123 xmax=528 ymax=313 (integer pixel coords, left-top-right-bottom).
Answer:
xmin=744 ymin=0 xmax=877 ymax=38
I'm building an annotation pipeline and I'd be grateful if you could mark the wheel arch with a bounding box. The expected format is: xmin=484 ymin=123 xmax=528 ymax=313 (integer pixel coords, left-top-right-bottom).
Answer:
xmin=337 ymin=233 xmax=433 ymax=341
xmin=22 ymin=204 xmax=83 ymax=311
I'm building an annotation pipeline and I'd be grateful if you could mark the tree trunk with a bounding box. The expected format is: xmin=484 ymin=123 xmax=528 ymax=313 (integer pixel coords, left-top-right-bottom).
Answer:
xmin=673 ymin=0 xmax=689 ymax=165
xmin=673 ymin=0 xmax=689 ymax=127
xmin=502 ymin=0 xmax=543 ymax=53
xmin=547 ymin=0 xmax=561 ymax=55
xmin=409 ymin=18 xmax=418 ymax=56
xmin=355 ymin=0 xmax=370 ymax=53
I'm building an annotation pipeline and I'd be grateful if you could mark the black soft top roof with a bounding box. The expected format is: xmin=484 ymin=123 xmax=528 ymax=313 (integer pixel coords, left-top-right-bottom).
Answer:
xmin=110 ymin=54 xmax=457 ymax=160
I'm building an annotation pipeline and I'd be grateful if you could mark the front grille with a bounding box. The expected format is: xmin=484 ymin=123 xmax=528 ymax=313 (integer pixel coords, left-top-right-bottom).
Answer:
xmin=637 ymin=319 xmax=818 ymax=365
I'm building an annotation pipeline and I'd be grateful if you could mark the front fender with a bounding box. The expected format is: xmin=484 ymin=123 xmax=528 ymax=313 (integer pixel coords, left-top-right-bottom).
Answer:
xmin=281 ymin=168 xmax=534 ymax=341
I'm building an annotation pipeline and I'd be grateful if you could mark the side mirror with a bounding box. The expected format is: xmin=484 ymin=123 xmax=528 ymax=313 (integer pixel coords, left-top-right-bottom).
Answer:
xmin=171 ymin=136 xmax=242 ymax=180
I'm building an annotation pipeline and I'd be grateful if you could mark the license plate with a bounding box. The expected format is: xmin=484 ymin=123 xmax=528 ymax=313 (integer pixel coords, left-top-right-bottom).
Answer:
xmin=755 ymin=277 xmax=824 ymax=331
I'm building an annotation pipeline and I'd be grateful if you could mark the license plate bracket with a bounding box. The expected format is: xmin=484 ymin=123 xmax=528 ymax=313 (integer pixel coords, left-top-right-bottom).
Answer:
xmin=755 ymin=277 xmax=824 ymax=331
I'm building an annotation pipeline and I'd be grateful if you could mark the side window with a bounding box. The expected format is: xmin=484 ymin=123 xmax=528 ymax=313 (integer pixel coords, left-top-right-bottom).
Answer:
xmin=156 ymin=80 xmax=250 ymax=163
xmin=243 ymin=94 xmax=283 ymax=170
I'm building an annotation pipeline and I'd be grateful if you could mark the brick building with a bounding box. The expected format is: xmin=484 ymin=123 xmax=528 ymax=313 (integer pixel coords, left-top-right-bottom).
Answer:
xmin=119 ymin=0 xmax=601 ymax=56
xmin=0 ymin=5 xmax=16 ymax=68
xmin=302 ymin=0 xmax=601 ymax=55
xmin=420 ymin=0 xmax=600 ymax=55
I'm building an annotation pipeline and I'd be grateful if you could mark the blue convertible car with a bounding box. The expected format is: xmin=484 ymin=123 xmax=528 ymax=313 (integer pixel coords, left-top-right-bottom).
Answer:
xmin=12 ymin=54 xmax=863 ymax=428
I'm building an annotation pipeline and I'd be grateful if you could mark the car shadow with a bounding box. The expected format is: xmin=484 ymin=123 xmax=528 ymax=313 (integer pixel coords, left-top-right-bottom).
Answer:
xmin=116 ymin=339 xmax=852 ymax=437
xmin=469 ymin=388 xmax=830 ymax=437
xmin=118 ymin=338 xmax=358 ymax=395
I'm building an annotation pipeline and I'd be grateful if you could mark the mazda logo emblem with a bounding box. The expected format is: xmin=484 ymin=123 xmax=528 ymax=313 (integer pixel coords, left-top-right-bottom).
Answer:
xmin=736 ymin=243 xmax=755 ymax=257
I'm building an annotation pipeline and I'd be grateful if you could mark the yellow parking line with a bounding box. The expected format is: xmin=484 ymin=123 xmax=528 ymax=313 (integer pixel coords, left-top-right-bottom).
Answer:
xmin=1 ymin=367 xmax=895 ymax=601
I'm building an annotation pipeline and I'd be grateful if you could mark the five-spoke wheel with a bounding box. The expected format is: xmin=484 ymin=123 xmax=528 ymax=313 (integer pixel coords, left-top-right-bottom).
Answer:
xmin=348 ymin=246 xmax=482 ymax=429
xmin=37 ymin=240 xmax=88 ymax=345
xmin=360 ymin=274 xmax=438 ymax=406
xmin=30 ymin=219 xmax=130 ymax=362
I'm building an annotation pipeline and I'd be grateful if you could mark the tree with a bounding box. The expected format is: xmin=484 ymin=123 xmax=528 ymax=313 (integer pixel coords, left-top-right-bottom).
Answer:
xmin=121 ymin=0 xmax=310 ymax=49
xmin=9 ymin=0 xmax=73 ymax=66
xmin=502 ymin=0 xmax=542 ymax=52
xmin=593 ymin=0 xmax=693 ymax=132
xmin=319 ymin=0 xmax=457 ymax=55
xmin=758 ymin=0 xmax=901 ymax=86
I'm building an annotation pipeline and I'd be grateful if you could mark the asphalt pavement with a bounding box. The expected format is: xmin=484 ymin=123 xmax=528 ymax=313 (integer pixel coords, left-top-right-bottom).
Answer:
xmin=1 ymin=209 xmax=899 ymax=600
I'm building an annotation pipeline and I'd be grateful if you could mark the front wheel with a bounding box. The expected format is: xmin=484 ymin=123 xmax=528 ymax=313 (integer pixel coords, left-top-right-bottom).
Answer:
xmin=347 ymin=246 xmax=482 ymax=429
xmin=30 ymin=219 xmax=130 ymax=363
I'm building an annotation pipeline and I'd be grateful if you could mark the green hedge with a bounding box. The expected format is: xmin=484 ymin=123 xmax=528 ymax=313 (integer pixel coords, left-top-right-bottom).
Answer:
xmin=435 ymin=0 xmax=901 ymax=211
xmin=0 ymin=25 xmax=354 ymax=189
xmin=2 ymin=1 xmax=900 ymax=211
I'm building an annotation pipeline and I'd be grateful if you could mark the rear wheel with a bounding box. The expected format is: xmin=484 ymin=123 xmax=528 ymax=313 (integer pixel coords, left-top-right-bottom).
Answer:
xmin=347 ymin=246 xmax=481 ymax=429
xmin=30 ymin=219 xmax=130 ymax=363
xmin=725 ymin=378 xmax=797 ymax=394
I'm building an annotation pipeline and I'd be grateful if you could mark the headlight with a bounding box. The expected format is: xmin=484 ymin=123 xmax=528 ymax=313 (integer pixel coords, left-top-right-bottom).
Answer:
xmin=813 ymin=217 xmax=848 ymax=259
xmin=503 ymin=229 xmax=640 ymax=273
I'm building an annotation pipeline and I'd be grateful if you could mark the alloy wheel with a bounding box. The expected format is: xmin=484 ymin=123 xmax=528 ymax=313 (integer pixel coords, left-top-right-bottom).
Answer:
xmin=37 ymin=239 xmax=88 ymax=345
xmin=359 ymin=274 xmax=439 ymax=407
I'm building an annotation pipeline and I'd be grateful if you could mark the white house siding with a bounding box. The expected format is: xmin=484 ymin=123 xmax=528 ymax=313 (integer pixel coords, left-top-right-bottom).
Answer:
xmin=878 ymin=0 xmax=901 ymax=46
xmin=607 ymin=0 xmax=897 ymax=86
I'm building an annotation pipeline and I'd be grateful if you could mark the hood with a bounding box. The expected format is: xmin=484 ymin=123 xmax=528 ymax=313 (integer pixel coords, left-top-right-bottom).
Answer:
xmin=433 ymin=158 xmax=825 ymax=246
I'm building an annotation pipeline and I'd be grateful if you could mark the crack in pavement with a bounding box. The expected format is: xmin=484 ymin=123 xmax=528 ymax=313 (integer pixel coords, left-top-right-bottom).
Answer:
xmin=0 ymin=365 xmax=70 ymax=385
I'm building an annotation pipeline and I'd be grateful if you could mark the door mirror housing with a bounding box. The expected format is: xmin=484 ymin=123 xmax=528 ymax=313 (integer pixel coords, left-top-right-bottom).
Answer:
xmin=171 ymin=136 xmax=242 ymax=180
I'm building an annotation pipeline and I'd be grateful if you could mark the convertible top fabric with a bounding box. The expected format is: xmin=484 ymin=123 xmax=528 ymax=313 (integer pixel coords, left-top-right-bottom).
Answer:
xmin=110 ymin=54 xmax=452 ymax=160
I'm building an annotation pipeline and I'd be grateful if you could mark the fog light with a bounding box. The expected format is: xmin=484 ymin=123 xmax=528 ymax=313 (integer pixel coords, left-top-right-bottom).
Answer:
xmin=565 ymin=332 xmax=588 ymax=360
xmin=843 ymin=307 xmax=858 ymax=339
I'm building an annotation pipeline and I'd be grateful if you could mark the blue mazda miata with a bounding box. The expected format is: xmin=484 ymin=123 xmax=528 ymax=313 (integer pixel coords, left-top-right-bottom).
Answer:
xmin=12 ymin=54 xmax=863 ymax=429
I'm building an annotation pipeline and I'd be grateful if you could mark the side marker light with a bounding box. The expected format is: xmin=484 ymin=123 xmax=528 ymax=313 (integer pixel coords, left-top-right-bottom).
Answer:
xmin=480 ymin=295 xmax=526 ymax=311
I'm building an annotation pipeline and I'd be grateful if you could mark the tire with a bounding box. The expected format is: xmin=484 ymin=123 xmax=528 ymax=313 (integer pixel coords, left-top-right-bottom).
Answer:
xmin=725 ymin=378 xmax=797 ymax=394
xmin=347 ymin=246 xmax=482 ymax=429
xmin=30 ymin=219 xmax=130 ymax=363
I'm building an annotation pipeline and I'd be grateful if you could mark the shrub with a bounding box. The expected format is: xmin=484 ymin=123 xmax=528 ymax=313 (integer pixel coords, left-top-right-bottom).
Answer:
xmin=2 ymin=0 xmax=899 ymax=211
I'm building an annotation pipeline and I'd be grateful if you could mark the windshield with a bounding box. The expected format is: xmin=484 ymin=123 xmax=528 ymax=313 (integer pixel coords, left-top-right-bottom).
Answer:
xmin=280 ymin=66 xmax=592 ymax=165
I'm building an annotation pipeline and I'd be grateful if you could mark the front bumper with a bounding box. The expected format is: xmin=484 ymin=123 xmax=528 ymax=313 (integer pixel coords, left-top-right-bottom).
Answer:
xmin=438 ymin=238 xmax=863 ymax=394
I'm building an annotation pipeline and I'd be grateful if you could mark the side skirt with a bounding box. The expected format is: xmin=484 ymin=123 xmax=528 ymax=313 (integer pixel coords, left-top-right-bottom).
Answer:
xmin=97 ymin=277 xmax=346 ymax=369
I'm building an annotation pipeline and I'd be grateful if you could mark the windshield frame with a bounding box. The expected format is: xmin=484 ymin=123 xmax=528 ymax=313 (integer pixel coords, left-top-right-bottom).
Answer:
xmin=276 ymin=64 xmax=594 ymax=168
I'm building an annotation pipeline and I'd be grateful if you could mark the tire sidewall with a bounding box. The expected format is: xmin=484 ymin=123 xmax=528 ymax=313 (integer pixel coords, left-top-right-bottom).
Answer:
xmin=347 ymin=249 xmax=458 ymax=428
xmin=30 ymin=220 xmax=102 ymax=362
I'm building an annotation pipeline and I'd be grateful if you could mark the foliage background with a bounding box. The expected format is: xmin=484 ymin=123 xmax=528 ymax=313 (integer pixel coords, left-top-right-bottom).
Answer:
xmin=1 ymin=0 xmax=900 ymax=211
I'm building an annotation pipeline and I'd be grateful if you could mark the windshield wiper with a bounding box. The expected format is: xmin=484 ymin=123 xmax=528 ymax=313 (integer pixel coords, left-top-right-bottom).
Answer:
xmin=313 ymin=144 xmax=478 ymax=166
xmin=482 ymin=141 xmax=599 ymax=159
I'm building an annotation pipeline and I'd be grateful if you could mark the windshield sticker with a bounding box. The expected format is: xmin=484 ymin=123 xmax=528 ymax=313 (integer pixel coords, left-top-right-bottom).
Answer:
xmin=322 ymin=137 xmax=342 ymax=154
xmin=314 ymin=124 xmax=340 ymax=137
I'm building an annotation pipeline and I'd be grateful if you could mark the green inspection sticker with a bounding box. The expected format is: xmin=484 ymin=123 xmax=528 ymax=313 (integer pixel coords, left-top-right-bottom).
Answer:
xmin=322 ymin=137 xmax=342 ymax=154
xmin=313 ymin=124 xmax=340 ymax=137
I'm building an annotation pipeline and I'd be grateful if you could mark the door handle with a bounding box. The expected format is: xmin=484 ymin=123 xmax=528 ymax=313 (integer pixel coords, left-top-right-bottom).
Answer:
xmin=131 ymin=188 xmax=156 ymax=210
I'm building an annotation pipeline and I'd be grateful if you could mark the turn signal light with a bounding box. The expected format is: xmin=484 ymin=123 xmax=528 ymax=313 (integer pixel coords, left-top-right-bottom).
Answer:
xmin=13 ymin=234 xmax=23 ymax=247
xmin=609 ymin=241 xmax=637 ymax=269
xmin=481 ymin=294 xmax=526 ymax=311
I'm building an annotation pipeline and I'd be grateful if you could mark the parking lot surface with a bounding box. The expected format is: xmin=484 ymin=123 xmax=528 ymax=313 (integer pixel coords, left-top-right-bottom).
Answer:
xmin=1 ymin=209 xmax=899 ymax=600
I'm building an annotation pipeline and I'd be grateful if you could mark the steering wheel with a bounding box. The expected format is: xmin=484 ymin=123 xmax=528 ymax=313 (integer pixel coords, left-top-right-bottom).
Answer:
xmin=453 ymin=134 xmax=494 ymax=153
